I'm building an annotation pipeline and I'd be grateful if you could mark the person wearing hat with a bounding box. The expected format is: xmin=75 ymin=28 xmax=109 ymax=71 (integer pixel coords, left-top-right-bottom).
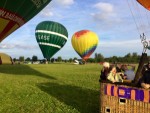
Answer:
xmin=100 ymin=62 xmax=110 ymax=81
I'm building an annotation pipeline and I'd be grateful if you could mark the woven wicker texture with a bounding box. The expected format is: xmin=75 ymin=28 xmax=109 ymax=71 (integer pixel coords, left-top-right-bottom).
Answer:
xmin=100 ymin=82 xmax=150 ymax=113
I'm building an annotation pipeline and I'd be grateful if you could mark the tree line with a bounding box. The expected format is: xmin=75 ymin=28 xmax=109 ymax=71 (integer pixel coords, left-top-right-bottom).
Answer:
xmin=13 ymin=52 xmax=150 ymax=64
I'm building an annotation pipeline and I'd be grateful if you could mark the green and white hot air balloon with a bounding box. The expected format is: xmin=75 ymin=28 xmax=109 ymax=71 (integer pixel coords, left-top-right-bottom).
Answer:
xmin=35 ymin=21 xmax=68 ymax=59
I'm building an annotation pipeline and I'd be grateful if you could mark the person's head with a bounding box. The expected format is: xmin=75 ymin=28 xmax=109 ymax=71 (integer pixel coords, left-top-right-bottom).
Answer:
xmin=147 ymin=61 xmax=150 ymax=69
xmin=121 ymin=65 xmax=128 ymax=71
xmin=109 ymin=65 xmax=117 ymax=74
xmin=103 ymin=62 xmax=110 ymax=69
xmin=116 ymin=63 xmax=121 ymax=68
xmin=131 ymin=66 xmax=135 ymax=71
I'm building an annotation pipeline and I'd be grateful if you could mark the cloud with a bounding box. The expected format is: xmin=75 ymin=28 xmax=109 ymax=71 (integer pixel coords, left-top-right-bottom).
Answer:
xmin=96 ymin=39 xmax=143 ymax=57
xmin=38 ymin=4 xmax=54 ymax=17
xmin=91 ymin=2 xmax=120 ymax=23
xmin=54 ymin=0 xmax=74 ymax=6
xmin=99 ymin=39 xmax=140 ymax=47
xmin=38 ymin=0 xmax=75 ymax=18
xmin=93 ymin=2 xmax=113 ymax=13
xmin=39 ymin=8 xmax=54 ymax=17
xmin=0 ymin=44 xmax=38 ymax=49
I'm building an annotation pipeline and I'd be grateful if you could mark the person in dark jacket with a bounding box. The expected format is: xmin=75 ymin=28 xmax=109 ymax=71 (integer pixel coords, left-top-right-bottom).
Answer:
xmin=100 ymin=62 xmax=110 ymax=80
xmin=140 ymin=70 xmax=150 ymax=89
xmin=142 ymin=61 xmax=150 ymax=75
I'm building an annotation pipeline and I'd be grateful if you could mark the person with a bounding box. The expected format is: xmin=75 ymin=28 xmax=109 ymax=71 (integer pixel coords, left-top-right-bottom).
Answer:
xmin=121 ymin=64 xmax=135 ymax=81
xmin=140 ymin=70 xmax=150 ymax=89
xmin=116 ymin=63 xmax=122 ymax=72
xmin=100 ymin=62 xmax=110 ymax=80
xmin=142 ymin=61 xmax=150 ymax=75
xmin=107 ymin=65 xmax=123 ymax=83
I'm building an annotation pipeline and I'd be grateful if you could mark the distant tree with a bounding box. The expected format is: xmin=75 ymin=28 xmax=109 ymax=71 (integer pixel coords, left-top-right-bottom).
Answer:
xmin=25 ymin=57 xmax=31 ymax=61
xmin=132 ymin=52 xmax=138 ymax=58
xmin=87 ymin=58 xmax=95 ymax=63
xmin=73 ymin=57 xmax=77 ymax=61
xmin=51 ymin=58 xmax=55 ymax=63
xmin=95 ymin=53 xmax=98 ymax=59
xmin=64 ymin=59 xmax=67 ymax=63
xmin=57 ymin=56 xmax=62 ymax=62
xmin=32 ymin=55 xmax=38 ymax=62
xmin=19 ymin=56 xmax=24 ymax=62
xmin=13 ymin=58 xmax=17 ymax=62
xmin=95 ymin=53 xmax=104 ymax=62
xmin=69 ymin=58 xmax=73 ymax=62
xmin=124 ymin=53 xmax=132 ymax=58
xmin=131 ymin=52 xmax=138 ymax=63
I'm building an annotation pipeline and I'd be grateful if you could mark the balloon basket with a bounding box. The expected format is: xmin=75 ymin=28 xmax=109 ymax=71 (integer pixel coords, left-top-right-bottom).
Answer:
xmin=100 ymin=81 xmax=150 ymax=113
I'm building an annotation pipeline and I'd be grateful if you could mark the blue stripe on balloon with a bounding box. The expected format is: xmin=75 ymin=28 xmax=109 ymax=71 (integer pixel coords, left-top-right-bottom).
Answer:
xmin=81 ymin=45 xmax=97 ymax=58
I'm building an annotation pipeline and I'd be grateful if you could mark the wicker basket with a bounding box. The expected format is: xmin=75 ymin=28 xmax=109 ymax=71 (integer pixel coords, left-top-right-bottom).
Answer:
xmin=100 ymin=82 xmax=150 ymax=113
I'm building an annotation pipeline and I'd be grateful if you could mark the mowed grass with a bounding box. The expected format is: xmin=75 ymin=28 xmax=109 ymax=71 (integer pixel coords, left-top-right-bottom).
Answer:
xmin=0 ymin=63 xmax=100 ymax=113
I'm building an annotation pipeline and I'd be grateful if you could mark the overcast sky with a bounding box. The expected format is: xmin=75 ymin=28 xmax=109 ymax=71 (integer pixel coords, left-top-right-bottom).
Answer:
xmin=1 ymin=0 xmax=150 ymax=59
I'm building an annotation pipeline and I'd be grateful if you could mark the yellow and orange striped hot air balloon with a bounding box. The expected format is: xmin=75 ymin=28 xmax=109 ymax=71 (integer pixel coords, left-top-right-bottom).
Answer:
xmin=71 ymin=30 xmax=99 ymax=61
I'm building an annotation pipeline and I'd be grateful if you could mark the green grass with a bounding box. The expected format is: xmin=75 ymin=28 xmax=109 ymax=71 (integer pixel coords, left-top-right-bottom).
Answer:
xmin=0 ymin=63 xmax=100 ymax=113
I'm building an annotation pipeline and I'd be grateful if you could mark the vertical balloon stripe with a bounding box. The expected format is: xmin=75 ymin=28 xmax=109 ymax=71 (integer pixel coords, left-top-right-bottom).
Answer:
xmin=0 ymin=18 xmax=9 ymax=32
xmin=137 ymin=90 xmax=144 ymax=101
xmin=0 ymin=21 xmax=16 ymax=41
xmin=131 ymin=89 xmax=136 ymax=100
xmin=104 ymin=85 xmax=107 ymax=95
xmin=1 ymin=24 xmax=19 ymax=42
xmin=143 ymin=90 xmax=149 ymax=103
xmin=114 ymin=85 xmax=118 ymax=96
xmin=111 ymin=86 xmax=114 ymax=96
xmin=106 ymin=84 xmax=112 ymax=96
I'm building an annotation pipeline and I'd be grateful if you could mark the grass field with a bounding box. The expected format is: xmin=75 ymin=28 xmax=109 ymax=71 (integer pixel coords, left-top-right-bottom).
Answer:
xmin=0 ymin=63 xmax=100 ymax=113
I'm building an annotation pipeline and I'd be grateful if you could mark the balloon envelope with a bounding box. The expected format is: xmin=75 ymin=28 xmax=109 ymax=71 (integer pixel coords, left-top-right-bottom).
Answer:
xmin=71 ymin=30 xmax=99 ymax=60
xmin=35 ymin=21 xmax=68 ymax=59
xmin=0 ymin=0 xmax=52 ymax=42
xmin=137 ymin=0 xmax=150 ymax=10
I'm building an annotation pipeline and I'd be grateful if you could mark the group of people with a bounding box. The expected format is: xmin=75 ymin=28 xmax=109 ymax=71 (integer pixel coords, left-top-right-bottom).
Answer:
xmin=100 ymin=62 xmax=135 ymax=83
xmin=100 ymin=61 xmax=150 ymax=89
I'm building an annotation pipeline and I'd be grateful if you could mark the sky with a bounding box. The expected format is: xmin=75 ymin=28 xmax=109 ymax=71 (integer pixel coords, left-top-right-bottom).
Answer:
xmin=1 ymin=0 xmax=150 ymax=59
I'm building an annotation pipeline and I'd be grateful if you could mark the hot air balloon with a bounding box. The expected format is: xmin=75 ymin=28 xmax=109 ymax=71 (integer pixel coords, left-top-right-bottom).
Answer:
xmin=137 ymin=0 xmax=150 ymax=10
xmin=35 ymin=21 xmax=68 ymax=59
xmin=0 ymin=0 xmax=52 ymax=42
xmin=71 ymin=30 xmax=99 ymax=61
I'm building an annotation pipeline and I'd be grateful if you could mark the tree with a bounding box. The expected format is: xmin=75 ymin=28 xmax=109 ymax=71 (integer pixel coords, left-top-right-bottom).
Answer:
xmin=87 ymin=58 xmax=95 ymax=63
xmin=69 ymin=58 xmax=73 ymax=62
xmin=95 ymin=53 xmax=104 ymax=62
xmin=57 ymin=56 xmax=62 ymax=62
xmin=32 ymin=55 xmax=38 ymax=62
xmin=50 ymin=58 xmax=55 ymax=63
xmin=13 ymin=58 xmax=17 ymax=62
xmin=132 ymin=52 xmax=138 ymax=58
xmin=19 ymin=56 xmax=24 ymax=62
xmin=25 ymin=57 xmax=31 ymax=61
